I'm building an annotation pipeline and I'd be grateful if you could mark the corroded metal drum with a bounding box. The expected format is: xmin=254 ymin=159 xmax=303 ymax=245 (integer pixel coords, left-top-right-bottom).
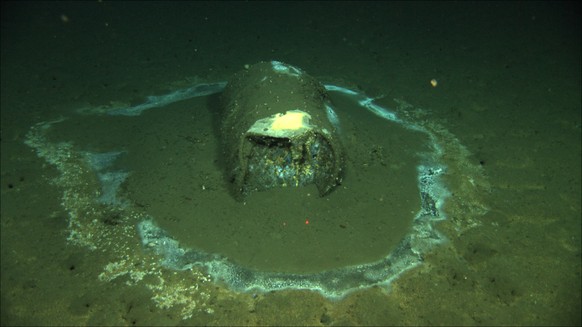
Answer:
xmin=220 ymin=61 xmax=344 ymax=198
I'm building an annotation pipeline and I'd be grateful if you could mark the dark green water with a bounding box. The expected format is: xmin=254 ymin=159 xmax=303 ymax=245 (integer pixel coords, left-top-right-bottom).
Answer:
xmin=1 ymin=2 xmax=580 ymax=325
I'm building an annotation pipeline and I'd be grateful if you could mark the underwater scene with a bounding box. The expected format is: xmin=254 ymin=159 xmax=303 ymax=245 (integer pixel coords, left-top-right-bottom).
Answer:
xmin=1 ymin=2 xmax=580 ymax=325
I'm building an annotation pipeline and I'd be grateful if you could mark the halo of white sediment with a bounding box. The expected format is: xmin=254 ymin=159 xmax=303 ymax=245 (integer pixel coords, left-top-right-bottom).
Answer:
xmin=25 ymin=76 xmax=488 ymax=303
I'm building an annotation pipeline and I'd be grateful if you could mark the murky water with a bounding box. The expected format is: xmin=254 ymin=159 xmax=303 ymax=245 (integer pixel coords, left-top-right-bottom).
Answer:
xmin=1 ymin=2 xmax=580 ymax=325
